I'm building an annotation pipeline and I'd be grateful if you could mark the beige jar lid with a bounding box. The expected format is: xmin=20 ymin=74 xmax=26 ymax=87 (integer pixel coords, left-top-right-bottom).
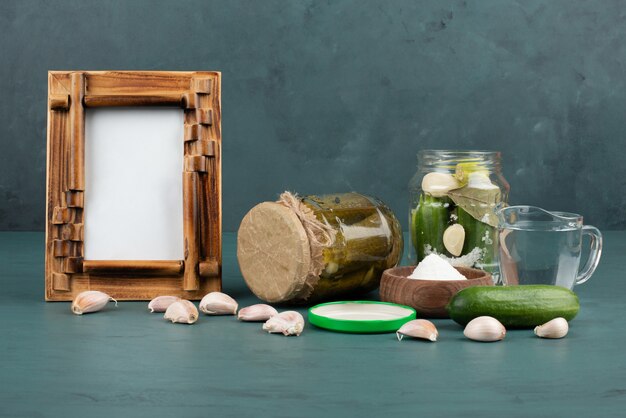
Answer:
xmin=237 ymin=202 xmax=314 ymax=303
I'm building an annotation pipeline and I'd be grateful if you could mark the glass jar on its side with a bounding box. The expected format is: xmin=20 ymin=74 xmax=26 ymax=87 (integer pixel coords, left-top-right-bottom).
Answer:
xmin=238 ymin=192 xmax=403 ymax=304
xmin=408 ymin=150 xmax=509 ymax=282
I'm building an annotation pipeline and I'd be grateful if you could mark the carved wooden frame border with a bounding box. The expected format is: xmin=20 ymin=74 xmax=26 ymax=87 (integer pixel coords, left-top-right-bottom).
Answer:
xmin=45 ymin=71 xmax=222 ymax=300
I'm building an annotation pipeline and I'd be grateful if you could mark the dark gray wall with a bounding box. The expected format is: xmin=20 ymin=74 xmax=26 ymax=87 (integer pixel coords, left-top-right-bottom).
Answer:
xmin=1 ymin=0 xmax=625 ymax=231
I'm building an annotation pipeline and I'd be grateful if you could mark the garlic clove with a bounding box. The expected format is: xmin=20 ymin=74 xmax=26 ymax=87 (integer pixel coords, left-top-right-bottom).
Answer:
xmin=396 ymin=319 xmax=438 ymax=342
xmin=455 ymin=162 xmax=490 ymax=185
xmin=148 ymin=296 xmax=180 ymax=313
xmin=421 ymin=172 xmax=461 ymax=197
xmin=262 ymin=311 xmax=305 ymax=336
xmin=164 ymin=300 xmax=198 ymax=324
xmin=443 ymin=224 xmax=465 ymax=257
xmin=199 ymin=292 xmax=238 ymax=315
xmin=71 ymin=291 xmax=117 ymax=315
xmin=534 ymin=317 xmax=569 ymax=339
xmin=237 ymin=304 xmax=278 ymax=322
xmin=463 ymin=316 xmax=506 ymax=342
xmin=325 ymin=261 xmax=339 ymax=275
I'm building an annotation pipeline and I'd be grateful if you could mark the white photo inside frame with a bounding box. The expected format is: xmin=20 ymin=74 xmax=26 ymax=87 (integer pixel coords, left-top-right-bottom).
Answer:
xmin=84 ymin=107 xmax=184 ymax=260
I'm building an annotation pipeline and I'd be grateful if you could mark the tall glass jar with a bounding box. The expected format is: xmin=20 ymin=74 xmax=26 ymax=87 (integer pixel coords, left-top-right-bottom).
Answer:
xmin=408 ymin=150 xmax=509 ymax=282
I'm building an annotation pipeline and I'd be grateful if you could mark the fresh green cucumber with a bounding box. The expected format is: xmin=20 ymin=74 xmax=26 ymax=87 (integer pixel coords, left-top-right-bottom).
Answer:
xmin=411 ymin=194 xmax=450 ymax=261
xmin=447 ymin=285 xmax=580 ymax=328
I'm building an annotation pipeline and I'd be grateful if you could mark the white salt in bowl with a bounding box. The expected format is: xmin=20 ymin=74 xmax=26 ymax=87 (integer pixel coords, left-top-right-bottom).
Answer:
xmin=379 ymin=266 xmax=493 ymax=318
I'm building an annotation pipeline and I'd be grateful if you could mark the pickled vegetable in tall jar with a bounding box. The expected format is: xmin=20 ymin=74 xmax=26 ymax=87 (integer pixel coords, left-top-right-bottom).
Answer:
xmin=408 ymin=150 xmax=509 ymax=282
xmin=238 ymin=192 xmax=403 ymax=304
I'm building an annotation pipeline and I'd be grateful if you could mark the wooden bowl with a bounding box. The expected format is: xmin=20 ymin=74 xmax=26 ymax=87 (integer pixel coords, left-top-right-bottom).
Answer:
xmin=379 ymin=266 xmax=493 ymax=318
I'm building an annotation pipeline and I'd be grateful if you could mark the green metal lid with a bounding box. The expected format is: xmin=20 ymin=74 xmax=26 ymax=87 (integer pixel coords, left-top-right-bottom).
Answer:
xmin=308 ymin=301 xmax=416 ymax=333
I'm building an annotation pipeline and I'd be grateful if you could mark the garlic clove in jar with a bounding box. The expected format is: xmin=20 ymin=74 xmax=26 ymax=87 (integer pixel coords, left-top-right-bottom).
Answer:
xmin=455 ymin=162 xmax=490 ymax=185
xmin=237 ymin=304 xmax=278 ymax=322
xmin=164 ymin=300 xmax=198 ymax=324
xmin=199 ymin=292 xmax=238 ymax=315
xmin=421 ymin=172 xmax=461 ymax=197
xmin=148 ymin=295 xmax=180 ymax=313
xmin=463 ymin=316 xmax=506 ymax=342
xmin=396 ymin=319 xmax=438 ymax=342
xmin=262 ymin=311 xmax=305 ymax=336
xmin=534 ymin=317 xmax=569 ymax=339
xmin=443 ymin=224 xmax=465 ymax=257
xmin=71 ymin=291 xmax=117 ymax=315
xmin=466 ymin=171 xmax=498 ymax=190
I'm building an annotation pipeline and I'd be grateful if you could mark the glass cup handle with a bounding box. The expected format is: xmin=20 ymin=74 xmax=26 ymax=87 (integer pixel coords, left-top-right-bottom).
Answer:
xmin=575 ymin=226 xmax=603 ymax=285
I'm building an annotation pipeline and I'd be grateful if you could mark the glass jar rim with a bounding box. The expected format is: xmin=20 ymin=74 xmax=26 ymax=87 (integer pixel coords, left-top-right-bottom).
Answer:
xmin=417 ymin=149 xmax=502 ymax=171
xmin=418 ymin=149 xmax=501 ymax=158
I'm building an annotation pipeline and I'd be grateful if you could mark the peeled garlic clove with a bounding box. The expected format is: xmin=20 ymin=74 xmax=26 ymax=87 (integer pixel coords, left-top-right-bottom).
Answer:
xmin=421 ymin=172 xmax=460 ymax=197
xmin=238 ymin=304 xmax=278 ymax=322
xmin=164 ymin=300 xmax=198 ymax=324
xmin=463 ymin=316 xmax=506 ymax=342
xmin=262 ymin=311 xmax=304 ymax=336
xmin=534 ymin=317 xmax=569 ymax=339
xmin=396 ymin=319 xmax=438 ymax=342
xmin=148 ymin=296 xmax=180 ymax=313
xmin=71 ymin=291 xmax=117 ymax=315
xmin=467 ymin=171 xmax=498 ymax=190
xmin=455 ymin=162 xmax=489 ymax=185
xmin=325 ymin=261 xmax=339 ymax=275
xmin=443 ymin=224 xmax=465 ymax=257
xmin=199 ymin=292 xmax=238 ymax=315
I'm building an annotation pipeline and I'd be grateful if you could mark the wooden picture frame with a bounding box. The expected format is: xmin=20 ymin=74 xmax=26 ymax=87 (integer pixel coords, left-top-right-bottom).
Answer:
xmin=45 ymin=71 xmax=222 ymax=301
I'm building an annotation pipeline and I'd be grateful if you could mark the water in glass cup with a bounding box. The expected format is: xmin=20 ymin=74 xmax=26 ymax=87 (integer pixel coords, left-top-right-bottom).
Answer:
xmin=498 ymin=206 xmax=602 ymax=289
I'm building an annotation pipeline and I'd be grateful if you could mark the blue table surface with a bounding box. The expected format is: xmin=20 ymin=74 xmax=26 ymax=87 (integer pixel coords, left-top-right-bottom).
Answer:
xmin=0 ymin=231 xmax=625 ymax=418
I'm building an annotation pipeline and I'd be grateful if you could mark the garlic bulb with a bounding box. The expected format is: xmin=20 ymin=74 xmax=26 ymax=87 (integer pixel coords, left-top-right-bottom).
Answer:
xmin=148 ymin=296 xmax=180 ymax=313
xmin=164 ymin=300 xmax=198 ymax=324
xmin=262 ymin=311 xmax=304 ymax=336
xmin=238 ymin=304 xmax=278 ymax=322
xmin=421 ymin=172 xmax=461 ymax=197
xmin=396 ymin=319 xmax=438 ymax=342
xmin=534 ymin=317 xmax=569 ymax=339
xmin=71 ymin=291 xmax=117 ymax=315
xmin=199 ymin=292 xmax=238 ymax=315
xmin=463 ymin=316 xmax=506 ymax=342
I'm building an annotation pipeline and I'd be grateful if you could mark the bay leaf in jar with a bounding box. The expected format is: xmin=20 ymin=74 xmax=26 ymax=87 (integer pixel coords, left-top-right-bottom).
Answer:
xmin=447 ymin=186 xmax=501 ymax=227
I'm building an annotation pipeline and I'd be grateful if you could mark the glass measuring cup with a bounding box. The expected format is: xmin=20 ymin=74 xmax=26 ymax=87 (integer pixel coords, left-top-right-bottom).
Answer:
xmin=497 ymin=206 xmax=602 ymax=289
